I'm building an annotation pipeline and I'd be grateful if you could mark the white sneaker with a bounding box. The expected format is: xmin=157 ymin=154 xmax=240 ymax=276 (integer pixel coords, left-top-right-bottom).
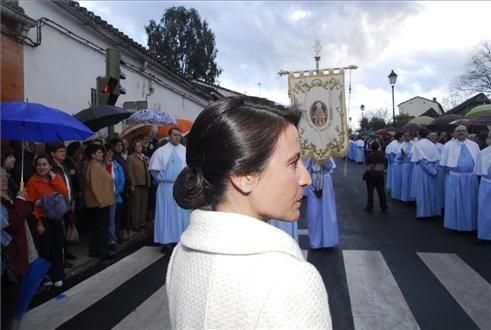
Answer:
xmin=53 ymin=280 xmax=63 ymax=288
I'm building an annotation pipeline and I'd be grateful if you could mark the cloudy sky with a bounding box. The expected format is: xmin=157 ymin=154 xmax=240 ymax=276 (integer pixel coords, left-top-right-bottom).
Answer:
xmin=79 ymin=1 xmax=491 ymax=125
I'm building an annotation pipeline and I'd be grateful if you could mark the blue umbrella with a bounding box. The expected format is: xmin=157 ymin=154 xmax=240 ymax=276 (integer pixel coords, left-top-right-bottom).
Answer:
xmin=1 ymin=102 xmax=94 ymax=189
xmin=15 ymin=257 xmax=51 ymax=322
xmin=127 ymin=108 xmax=176 ymax=126
xmin=1 ymin=102 xmax=94 ymax=142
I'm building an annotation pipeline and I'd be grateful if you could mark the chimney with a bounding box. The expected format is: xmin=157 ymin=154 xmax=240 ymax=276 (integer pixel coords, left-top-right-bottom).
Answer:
xmin=433 ymin=97 xmax=437 ymax=102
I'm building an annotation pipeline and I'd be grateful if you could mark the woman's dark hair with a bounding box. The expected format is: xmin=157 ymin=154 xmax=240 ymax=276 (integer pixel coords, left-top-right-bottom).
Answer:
xmin=104 ymin=143 xmax=113 ymax=154
xmin=45 ymin=142 xmax=66 ymax=154
xmin=85 ymin=144 xmax=104 ymax=159
xmin=394 ymin=131 xmax=403 ymax=140
xmin=173 ymin=96 xmax=301 ymax=210
xmin=371 ymin=142 xmax=380 ymax=151
xmin=67 ymin=141 xmax=82 ymax=157
xmin=110 ymin=138 xmax=123 ymax=146
xmin=33 ymin=155 xmax=53 ymax=168
xmin=1 ymin=146 xmax=15 ymax=167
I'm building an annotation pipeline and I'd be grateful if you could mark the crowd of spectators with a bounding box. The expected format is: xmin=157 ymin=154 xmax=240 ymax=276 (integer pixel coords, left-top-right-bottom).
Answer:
xmin=1 ymin=134 xmax=169 ymax=319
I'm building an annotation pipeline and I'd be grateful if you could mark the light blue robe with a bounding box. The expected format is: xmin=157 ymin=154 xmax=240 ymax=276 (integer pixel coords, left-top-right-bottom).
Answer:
xmin=477 ymin=147 xmax=491 ymax=240
xmin=435 ymin=143 xmax=446 ymax=208
xmin=268 ymin=220 xmax=298 ymax=241
xmin=385 ymin=153 xmax=393 ymax=191
xmin=411 ymin=160 xmax=441 ymax=218
xmin=443 ymin=144 xmax=478 ymax=231
xmin=152 ymin=149 xmax=191 ymax=244
xmin=348 ymin=141 xmax=356 ymax=161
xmin=391 ymin=156 xmax=403 ymax=200
xmin=355 ymin=142 xmax=365 ymax=164
xmin=400 ymin=143 xmax=415 ymax=202
xmin=305 ymin=158 xmax=339 ymax=248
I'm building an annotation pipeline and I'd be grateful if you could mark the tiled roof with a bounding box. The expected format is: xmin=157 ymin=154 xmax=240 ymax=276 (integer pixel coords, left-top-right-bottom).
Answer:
xmin=446 ymin=93 xmax=490 ymax=115
xmin=1 ymin=0 xmax=25 ymax=14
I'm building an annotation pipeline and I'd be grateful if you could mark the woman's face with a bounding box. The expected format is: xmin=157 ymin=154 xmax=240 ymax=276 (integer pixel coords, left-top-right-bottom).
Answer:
xmin=3 ymin=155 xmax=16 ymax=170
xmin=35 ymin=158 xmax=52 ymax=176
xmin=134 ymin=142 xmax=143 ymax=153
xmin=105 ymin=149 xmax=113 ymax=162
xmin=91 ymin=150 xmax=104 ymax=162
xmin=248 ymin=124 xmax=311 ymax=221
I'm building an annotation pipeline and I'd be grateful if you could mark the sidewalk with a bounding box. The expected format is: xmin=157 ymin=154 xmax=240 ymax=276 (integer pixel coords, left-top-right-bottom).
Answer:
xmin=63 ymin=226 xmax=154 ymax=280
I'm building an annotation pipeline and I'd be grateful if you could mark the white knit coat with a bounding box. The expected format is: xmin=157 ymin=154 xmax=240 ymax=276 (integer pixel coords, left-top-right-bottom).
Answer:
xmin=166 ymin=210 xmax=332 ymax=329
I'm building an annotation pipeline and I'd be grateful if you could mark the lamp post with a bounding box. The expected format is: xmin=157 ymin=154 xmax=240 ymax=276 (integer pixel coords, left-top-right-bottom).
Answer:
xmin=313 ymin=39 xmax=322 ymax=74
xmin=360 ymin=104 xmax=365 ymax=119
xmin=388 ymin=70 xmax=397 ymax=125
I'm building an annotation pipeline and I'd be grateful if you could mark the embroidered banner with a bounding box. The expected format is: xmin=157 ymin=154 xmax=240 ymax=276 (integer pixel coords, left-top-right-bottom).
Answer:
xmin=288 ymin=71 xmax=349 ymax=161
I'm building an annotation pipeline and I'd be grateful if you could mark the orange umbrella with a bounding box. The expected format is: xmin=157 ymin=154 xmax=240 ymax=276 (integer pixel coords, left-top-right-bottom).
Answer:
xmin=158 ymin=119 xmax=193 ymax=136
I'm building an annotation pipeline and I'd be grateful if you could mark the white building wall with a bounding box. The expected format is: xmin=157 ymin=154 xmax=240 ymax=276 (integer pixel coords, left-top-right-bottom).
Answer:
xmin=398 ymin=97 xmax=442 ymax=117
xmin=20 ymin=1 xmax=208 ymax=129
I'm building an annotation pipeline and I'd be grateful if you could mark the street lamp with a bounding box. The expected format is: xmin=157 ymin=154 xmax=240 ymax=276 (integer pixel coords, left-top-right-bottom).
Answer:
xmin=360 ymin=104 xmax=365 ymax=119
xmin=388 ymin=70 xmax=397 ymax=125
xmin=313 ymin=39 xmax=322 ymax=74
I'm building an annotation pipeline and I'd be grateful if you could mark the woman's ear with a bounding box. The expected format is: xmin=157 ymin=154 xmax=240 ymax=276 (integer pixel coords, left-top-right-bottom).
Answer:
xmin=229 ymin=174 xmax=257 ymax=194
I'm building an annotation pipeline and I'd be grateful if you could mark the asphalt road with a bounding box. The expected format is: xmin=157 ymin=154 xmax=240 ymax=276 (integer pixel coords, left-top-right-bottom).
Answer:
xmin=307 ymin=158 xmax=491 ymax=330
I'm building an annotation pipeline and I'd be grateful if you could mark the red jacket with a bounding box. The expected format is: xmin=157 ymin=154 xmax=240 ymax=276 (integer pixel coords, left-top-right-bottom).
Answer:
xmin=2 ymin=197 xmax=33 ymax=275
xmin=26 ymin=174 xmax=68 ymax=219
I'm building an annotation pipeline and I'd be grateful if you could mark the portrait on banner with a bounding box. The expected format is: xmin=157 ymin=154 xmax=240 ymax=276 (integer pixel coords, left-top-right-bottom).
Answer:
xmin=288 ymin=72 xmax=349 ymax=162
xmin=310 ymin=101 xmax=329 ymax=128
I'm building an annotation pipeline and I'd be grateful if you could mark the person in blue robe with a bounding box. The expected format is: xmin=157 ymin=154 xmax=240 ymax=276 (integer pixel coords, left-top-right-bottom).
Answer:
xmin=385 ymin=133 xmax=403 ymax=192
xmin=348 ymin=138 xmax=355 ymax=161
xmin=149 ymin=128 xmax=191 ymax=254
xmin=304 ymin=157 xmax=339 ymax=248
xmin=390 ymin=135 xmax=403 ymax=200
xmin=267 ymin=219 xmax=298 ymax=241
xmin=410 ymin=129 xmax=441 ymax=218
xmin=429 ymin=132 xmax=446 ymax=209
xmin=476 ymin=138 xmax=491 ymax=242
xmin=440 ymin=125 xmax=480 ymax=232
xmin=354 ymin=138 xmax=365 ymax=164
xmin=399 ymin=132 xmax=415 ymax=202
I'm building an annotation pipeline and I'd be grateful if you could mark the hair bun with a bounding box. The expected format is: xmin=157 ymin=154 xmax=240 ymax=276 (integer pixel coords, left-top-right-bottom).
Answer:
xmin=173 ymin=166 xmax=210 ymax=209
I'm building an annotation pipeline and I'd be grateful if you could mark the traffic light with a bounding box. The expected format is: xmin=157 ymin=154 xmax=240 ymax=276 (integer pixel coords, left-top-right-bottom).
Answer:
xmin=96 ymin=48 xmax=126 ymax=106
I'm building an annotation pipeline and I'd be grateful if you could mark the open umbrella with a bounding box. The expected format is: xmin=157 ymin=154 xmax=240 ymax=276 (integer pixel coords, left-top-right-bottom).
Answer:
xmin=375 ymin=129 xmax=394 ymax=137
xmin=158 ymin=118 xmax=193 ymax=136
xmin=74 ymin=105 xmax=131 ymax=131
xmin=408 ymin=116 xmax=433 ymax=126
xmin=120 ymin=123 xmax=153 ymax=143
xmin=15 ymin=257 xmax=50 ymax=323
xmin=127 ymin=109 xmax=176 ymax=126
xmin=400 ymin=122 xmax=421 ymax=133
xmin=1 ymin=101 xmax=94 ymax=189
xmin=1 ymin=102 xmax=94 ymax=142
xmin=465 ymin=104 xmax=491 ymax=119
xmin=427 ymin=114 xmax=464 ymax=131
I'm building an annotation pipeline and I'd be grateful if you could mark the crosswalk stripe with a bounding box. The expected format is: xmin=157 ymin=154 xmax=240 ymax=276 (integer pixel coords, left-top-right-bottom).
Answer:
xmin=418 ymin=252 xmax=491 ymax=329
xmin=343 ymin=250 xmax=420 ymax=330
xmin=21 ymin=247 xmax=163 ymax=330
xmin=112 ymin=285 xmax=170 ymax=330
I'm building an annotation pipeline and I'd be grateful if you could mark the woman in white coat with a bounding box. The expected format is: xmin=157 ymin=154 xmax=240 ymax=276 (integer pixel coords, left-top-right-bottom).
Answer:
xmin=168 ymin=96 xmax=332 ymax=329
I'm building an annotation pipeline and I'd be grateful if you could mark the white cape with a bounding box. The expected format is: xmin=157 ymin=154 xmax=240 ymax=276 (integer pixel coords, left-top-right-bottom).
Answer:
xmin=440 ymin=138 xmax=480 ymax=169
xmin=149 ymin=143 xmax=186 ymax=171
xmin=411 ymin=138 xmax=440 ymax=163
xmin=476 ymin=145 xmax=491 ymax=176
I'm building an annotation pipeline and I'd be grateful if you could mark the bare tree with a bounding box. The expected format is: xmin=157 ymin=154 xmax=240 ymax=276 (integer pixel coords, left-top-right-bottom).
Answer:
xmin=455 ymin=41 xmax=491 ymax=95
